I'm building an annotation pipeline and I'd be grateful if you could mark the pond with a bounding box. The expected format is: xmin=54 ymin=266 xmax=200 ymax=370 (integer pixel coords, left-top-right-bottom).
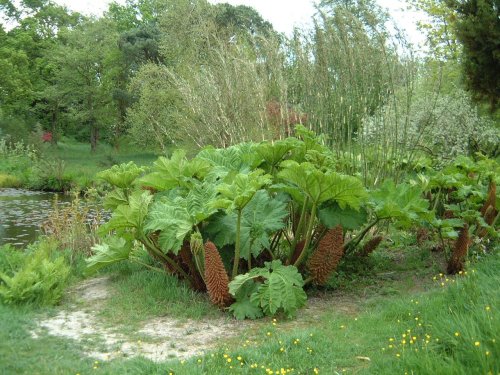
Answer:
xmin=0 ymin=188 xmax=105 ymax=248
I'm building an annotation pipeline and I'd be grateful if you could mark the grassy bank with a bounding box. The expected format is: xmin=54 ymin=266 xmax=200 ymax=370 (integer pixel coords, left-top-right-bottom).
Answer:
xmin=0 ymin=138 xmax=158 ymax=191
xmin=0 ymin=242 xmax=498 ymax=374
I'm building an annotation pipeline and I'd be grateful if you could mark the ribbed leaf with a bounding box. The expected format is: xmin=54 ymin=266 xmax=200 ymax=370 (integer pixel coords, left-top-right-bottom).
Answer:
xmin=214 ymin=170 xmax=272 ymax=211
xmin=96 ymin=162 xmax=145 ymax=189
xmin=196 ymin=143 xmax=260 ymax=181
xmin=103 ymin=188 xmax=128 ymax=210
xmin=370 ymin=180 xmax=432 ymax=227
xmin=229 ymin=260 xmax=306 ymax=318
xmin=228 ymin=282 xmax=263 ymax=320
xmin=144 ymin=183 xmax=218 ymax=254
xmin=136 ymin=150 xmax=210 ymax=191
xmin=86 ymin=236 xmax=133 ymax=274
xmin=256 ymin=139 xmax=299 ymax=167
xmin=318 ymin=202 xmax=368 ymax=230
xmin=145 ymin=198 xmax=192 ymax=254
xmin=278 ymin=160 xmax=367 ymax=208
xmin=206 ymin=190 xmax=288 ymax=259
xmin=250 ymin=260 xmax=306 ymax=317
xmin=99 ymin=190 xmax=152 ymax=235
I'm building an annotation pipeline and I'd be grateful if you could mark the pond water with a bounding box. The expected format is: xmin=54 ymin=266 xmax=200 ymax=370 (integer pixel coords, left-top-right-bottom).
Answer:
xmin=0 ymin=188 xmax=91 ymax=247
xmin=0 ymin=189 xmax=73 ymax=247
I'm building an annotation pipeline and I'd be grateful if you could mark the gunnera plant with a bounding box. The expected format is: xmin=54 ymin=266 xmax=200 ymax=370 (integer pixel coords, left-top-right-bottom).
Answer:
xmin=204 ymin=241 xmax=232 ymax=307
xmin=308 ymin=225 xmax=344 ymax=285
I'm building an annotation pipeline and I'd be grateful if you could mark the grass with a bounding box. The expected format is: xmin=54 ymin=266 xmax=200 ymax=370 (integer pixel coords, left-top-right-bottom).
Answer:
xmin=0 ymin=173 xmax=22 ymax=188
xmin=40 ymin=138 xmax=159 ymax=190
xmin=97 ymin=262 xmax=220 ymax=330
xmin=0 ymin=243 xmax=498 ymax=374
xmin=0 ymin=137 xmax=160 ymax=191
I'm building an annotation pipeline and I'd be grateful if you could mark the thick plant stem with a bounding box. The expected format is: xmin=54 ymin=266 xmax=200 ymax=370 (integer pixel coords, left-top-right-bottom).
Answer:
xmin=193 ymin=254 xmax=205 ymax=283
xmin=303 ymin=276 xmax=313 ymax=286
xmin=130 ymin=258 xmax=164 ymax=274
xmin=432 ymin=188 xmax=442 ymax=212
xmin=293 ymin=201 xmax=317 ymax=268
xmin=140 ymin=235 xmax=192 ymax=282
xmin=232 ymin=209 xmax=243 ymax=279
xmin=289 ymin=197 xmax=309 ymax=263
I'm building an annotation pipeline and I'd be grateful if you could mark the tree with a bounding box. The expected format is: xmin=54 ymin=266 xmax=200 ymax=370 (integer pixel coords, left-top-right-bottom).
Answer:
xmin=0 ymin=1 xmax=82 ymax=141
xmin=213 ymin=3 xmax=274 ymax=39
xmin=446 ymin=0 xmax=500 ymax=111
xmin=0 ymin=27 xmax=32 ymax=115
xmin=51 ymin=19 xmax=120 ymax=151
xmin=407 ymin=0 xmax=461 ymax=60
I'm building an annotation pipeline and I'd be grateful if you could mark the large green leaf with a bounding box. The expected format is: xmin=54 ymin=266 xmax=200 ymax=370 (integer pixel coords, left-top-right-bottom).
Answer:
xmin=136 ymin=150 xmax=210 ymax=191
xmin=304 ymin=149 xmax=336 ymax=171
xmin=96 ymin=162 xmax=145 ymax=189
xmin=102 ymin=188 xmax=128 ymax=210
xmin=86 ymin=236 xmax=133 ymax=274
xmin=144 ymin=182 xmax=218 ymax=254
xmin=251 ymin=261 xmax=306 ymax=317
xmin=318 ymin=202 xmax=368 ymax=230
xmin=256 ymin=138 xmax=299 ymax=168
xmin=370 ymin=180 xmax=432 ymax=227
xmin=228 ymin=282 xmax=263 ymax=320
xmin=214 ymin=170 xmax=272 ymax=211
xmin=229 ymin=260 xmax=306 ymax=318
xmin=196 ymin=143 xmax=260 ymax=181
xmin=144 ymin=198 xmax=192 ymax=254
xmin=185 ymin=182 xmax=219 ymax=223
xmin=99 ymin=190 xmax=153 ymax=235
xmin=278 ymin=160 xmax=367 ymax=208
xmin=206 ymin=190 xmax=288 ymax=259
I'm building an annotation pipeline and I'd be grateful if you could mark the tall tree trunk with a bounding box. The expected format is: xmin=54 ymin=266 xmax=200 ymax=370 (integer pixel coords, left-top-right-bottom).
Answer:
xmin=90 ymin=122 xmax=98 ymax=152
xmin=50 ymin=106 xmax=58 ymax=146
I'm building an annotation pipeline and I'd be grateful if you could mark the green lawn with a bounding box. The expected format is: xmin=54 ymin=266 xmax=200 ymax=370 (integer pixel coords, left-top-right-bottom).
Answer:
xmin=0 ymin=246 xmax=498 ymax=375
xmin=40 ymin=138 xmax=160 ymax=189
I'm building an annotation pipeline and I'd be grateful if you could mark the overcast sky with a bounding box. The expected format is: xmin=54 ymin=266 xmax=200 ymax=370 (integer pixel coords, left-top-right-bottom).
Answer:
xmin=52 ymin=0 xmax=427 ymax=47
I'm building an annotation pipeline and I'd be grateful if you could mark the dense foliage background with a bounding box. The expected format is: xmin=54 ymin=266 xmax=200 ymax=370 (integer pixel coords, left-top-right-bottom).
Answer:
xmin=0 ymin=0 xmax=498 ymax=161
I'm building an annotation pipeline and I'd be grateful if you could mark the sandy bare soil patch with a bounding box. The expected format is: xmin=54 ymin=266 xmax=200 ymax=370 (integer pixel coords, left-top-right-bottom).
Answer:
xmin=31 ymin=277 xmax=243 ymax=362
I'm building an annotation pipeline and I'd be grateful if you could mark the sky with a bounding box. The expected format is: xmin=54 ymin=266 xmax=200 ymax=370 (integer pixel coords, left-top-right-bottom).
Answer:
xmin=52 ymin=0 xmax=427 ymax=47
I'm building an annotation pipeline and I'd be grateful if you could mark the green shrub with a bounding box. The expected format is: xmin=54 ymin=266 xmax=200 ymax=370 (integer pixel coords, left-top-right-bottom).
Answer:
xmin=0 ymin=244 xmax=26 ymax=277
xmin=0 ymin=239 xmax=71 ymax=306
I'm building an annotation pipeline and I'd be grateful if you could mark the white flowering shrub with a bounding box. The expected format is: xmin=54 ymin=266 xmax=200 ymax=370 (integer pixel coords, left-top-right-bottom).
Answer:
xmin=361 ymin=89 xmax=499 ymax=160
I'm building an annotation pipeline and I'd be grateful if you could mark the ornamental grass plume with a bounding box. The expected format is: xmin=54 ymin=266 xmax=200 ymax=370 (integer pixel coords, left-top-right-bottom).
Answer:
xmin=360 ymin=236 xmax=383 ymax=257
xmin=204 ymin=241 xmax=232 ymax=308
xmin=447 ymin=224 xmax=469 ymax=275
xmin=308 ymin=225 xmax=344 ymax=285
